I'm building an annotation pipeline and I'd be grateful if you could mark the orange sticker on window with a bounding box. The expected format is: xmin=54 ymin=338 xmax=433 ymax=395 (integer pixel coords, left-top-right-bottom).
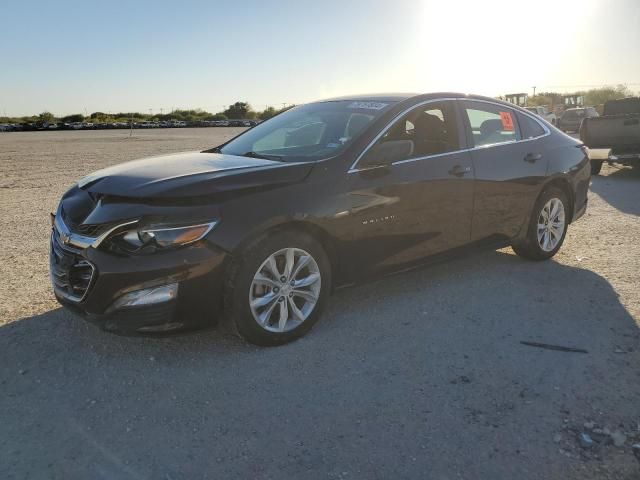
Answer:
xmin=499 ymin=111 xmax=514 ymax=131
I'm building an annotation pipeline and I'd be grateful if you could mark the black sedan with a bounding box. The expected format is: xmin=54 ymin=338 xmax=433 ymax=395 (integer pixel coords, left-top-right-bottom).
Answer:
xmin=50 ymin=93 xmax=590 ymax=345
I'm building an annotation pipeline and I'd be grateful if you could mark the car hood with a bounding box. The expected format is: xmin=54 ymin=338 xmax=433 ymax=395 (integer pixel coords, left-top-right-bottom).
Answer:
xmin=79 ymin=151 xmax=313 ymax=198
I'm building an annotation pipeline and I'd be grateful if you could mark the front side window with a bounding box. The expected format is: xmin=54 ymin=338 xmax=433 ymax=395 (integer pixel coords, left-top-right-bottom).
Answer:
xmin=360 ymin=101 xmax=461 ymax=166
xmin=219 ymin=101 xmax=392 ymax=162
xmin=464 ymin=102 xmax=521 ymax=147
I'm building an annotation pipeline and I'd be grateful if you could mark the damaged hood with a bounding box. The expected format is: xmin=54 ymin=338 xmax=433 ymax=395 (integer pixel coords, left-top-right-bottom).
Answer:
xmin=79 ymin=151 xmax=313 ymax=198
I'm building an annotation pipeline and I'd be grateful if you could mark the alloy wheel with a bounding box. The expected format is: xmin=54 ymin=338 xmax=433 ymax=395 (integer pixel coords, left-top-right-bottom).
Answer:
xmin=249 ymin=248 xmax=321 ymax=333
xmin=537 ymin=198 xmax=565 ymax=252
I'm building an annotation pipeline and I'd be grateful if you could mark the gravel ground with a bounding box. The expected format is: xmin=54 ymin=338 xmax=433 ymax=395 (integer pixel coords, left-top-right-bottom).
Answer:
xmin=0 ymin=129 xmax=639 ymax=479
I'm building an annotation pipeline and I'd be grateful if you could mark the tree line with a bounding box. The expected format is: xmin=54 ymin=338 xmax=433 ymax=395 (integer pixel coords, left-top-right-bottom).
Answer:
xmin=0 ymin=102 xmax=292 ymax=125
xmin=2 ymin=86 xmax=637 ymax=125
xmin=524 ymin=85 xmax=634 ymax=111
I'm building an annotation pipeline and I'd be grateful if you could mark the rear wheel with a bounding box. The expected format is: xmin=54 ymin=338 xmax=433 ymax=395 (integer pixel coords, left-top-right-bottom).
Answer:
xmin=590 ymin=160 xmax=603 ymax=175
xmin=512 ymin=187 xmax=569 ymax=261
xmin=224 ymin=230 xmax=331 ymax=346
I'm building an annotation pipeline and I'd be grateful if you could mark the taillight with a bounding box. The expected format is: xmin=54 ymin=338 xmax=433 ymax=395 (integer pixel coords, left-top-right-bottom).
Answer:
xmin=577 ymin=144 xmax=589 ymax=158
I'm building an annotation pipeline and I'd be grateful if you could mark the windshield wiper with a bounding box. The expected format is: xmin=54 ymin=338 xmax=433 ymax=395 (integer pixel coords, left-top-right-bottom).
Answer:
xmin=202 ymin=146 xmax=221 ymax=153
xmin=242 ymin=151 xmax=283 ymax=161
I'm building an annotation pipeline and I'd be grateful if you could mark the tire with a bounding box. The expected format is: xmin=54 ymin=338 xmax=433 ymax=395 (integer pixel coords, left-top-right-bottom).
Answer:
xmin=224 ymin=229 xmax=331 ymax=346
xmin=590 ymin=160 xmax=603 ymax=175
xmin=512 ymin=186 xmax=569 ymax=261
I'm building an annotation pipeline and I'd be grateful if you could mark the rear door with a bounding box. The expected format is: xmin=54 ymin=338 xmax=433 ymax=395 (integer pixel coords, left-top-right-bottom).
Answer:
xmin=340 ymin=99 xmax=474 ymax=278
xmin=459 ymin=100 xmax=549 ymax=241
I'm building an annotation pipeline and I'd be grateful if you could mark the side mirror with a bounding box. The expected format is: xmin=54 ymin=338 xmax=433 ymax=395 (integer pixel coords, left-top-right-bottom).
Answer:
xmin=359 ymin=140 xmax=414 ymax=169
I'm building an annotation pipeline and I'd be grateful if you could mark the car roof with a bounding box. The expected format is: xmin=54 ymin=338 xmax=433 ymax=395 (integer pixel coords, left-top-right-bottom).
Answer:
xmin=315 ymin=93 xmax=420 ymax=103
xmin=312 ymin=92 xmax=526 ymax=107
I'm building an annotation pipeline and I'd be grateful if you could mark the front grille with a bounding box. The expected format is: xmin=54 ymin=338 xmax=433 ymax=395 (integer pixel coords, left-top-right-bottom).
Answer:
xmin=72 ymin=223 xmax=104 ymax=237
xmin=50 ymin=227 xmax=96 ymax=302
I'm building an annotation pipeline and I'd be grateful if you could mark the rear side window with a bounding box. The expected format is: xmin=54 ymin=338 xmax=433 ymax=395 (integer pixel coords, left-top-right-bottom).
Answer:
xmin=463 ymin=102 xmax=521 ymax=147
xmin=518 ymin=113 xmax=545 ymax=139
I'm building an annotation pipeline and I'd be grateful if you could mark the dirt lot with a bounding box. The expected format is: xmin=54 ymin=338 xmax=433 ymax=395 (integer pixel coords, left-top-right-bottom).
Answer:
xmin=1 ymin=129 xmax=639 ymax=479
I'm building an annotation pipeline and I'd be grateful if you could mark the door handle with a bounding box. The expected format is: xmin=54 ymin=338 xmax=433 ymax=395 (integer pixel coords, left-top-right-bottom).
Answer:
xmin=524 ymin=153 xmax=543 ymax=163
xmin=448 ymin=165 xmax=471 ymax=177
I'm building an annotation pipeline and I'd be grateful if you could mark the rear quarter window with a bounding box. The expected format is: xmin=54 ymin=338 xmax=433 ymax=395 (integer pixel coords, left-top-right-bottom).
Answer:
xmin=518 ymin=113 xmax=546 ymax=139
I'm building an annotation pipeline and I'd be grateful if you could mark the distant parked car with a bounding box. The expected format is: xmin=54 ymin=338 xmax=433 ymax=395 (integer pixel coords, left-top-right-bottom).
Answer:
xmin=558 ymin=107 xmax=598 ymax=133
xmin=525 ymin=106 xmax=556 ymax=125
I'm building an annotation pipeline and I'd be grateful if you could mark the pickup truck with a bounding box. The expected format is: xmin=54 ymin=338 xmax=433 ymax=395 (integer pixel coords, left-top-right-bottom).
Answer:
xmin=580 ymin=97 xmax=640 ymax=174
xmin=525 ymin=106 xmax=557 ymax=126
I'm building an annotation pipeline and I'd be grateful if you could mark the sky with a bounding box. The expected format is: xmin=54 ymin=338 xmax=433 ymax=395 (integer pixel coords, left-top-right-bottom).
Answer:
xmin=1 ymin=0 xmax=639 ymax=116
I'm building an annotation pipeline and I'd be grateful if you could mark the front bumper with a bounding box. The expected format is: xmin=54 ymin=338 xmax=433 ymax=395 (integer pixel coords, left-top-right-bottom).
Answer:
xmin=52 ymin=233 xmax=228 ymax=335
xmin=609 ymin=152 xmax=640 ymax=164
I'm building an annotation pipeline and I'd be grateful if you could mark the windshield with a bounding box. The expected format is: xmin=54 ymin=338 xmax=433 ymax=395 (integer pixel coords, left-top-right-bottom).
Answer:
xmin=219 ymin=100 xmax=393 ymax=162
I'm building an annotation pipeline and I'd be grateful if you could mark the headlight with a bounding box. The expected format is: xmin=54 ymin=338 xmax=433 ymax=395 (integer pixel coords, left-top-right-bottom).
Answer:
xmin=109 ymin=221 xmax=217 ymax=254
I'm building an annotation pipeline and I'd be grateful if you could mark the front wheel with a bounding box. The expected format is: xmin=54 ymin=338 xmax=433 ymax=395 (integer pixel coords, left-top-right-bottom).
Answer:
xmin=224 ymin=230 xmax=331 ymax=346
xmin=512 ymin=187 xmax=569 ymax=261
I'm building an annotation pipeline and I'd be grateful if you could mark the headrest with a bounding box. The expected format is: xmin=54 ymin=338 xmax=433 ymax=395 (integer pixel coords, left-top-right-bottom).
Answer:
xmin=479 ymin=119 xmax=503 ymax=137
xmin=414 ymin=113 xmax=445 ymax=133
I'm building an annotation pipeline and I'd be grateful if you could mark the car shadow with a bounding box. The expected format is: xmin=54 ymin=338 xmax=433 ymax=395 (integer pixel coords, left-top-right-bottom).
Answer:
xmin=1 ymin=250 xmax=638 ymax=479
xmin=590 ymin=164 xmax=640 ymax=216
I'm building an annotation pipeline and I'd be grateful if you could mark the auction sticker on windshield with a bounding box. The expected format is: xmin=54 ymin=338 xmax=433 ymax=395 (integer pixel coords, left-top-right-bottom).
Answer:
xmin=348 ymin=102 xmax=389 ymax=110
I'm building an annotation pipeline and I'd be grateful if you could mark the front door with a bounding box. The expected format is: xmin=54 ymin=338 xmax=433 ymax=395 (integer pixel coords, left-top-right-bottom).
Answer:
xmin=338 ymin=100 xmax=475 ymax=280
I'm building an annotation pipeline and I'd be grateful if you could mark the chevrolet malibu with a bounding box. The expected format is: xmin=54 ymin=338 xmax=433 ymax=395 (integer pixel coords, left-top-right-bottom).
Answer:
xmin=50 ymin=93 xmax=590 ymax=345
